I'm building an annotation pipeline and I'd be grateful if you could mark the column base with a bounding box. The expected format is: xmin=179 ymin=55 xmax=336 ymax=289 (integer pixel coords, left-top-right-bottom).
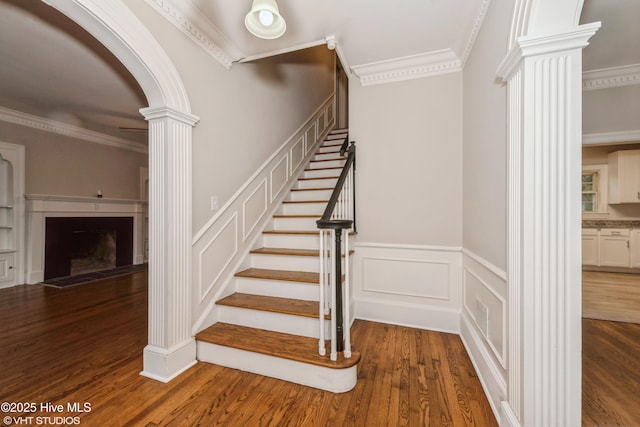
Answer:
xmin=140 ymin=338 xmax=197 ymax=383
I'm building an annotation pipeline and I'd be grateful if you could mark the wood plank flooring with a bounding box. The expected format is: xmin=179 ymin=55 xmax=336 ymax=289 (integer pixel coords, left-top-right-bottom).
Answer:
xmin=0 ymin=272 xmax=496 ymax=427
xmin=583 ymin=271 xmax=640 ymax=323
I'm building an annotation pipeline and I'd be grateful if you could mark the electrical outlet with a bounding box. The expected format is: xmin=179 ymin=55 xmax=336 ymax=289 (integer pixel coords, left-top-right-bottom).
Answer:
xmin=211 ymin=196 xmax=219 ymax=211
xmin=475 ymin=298 xmax=489 ymax=338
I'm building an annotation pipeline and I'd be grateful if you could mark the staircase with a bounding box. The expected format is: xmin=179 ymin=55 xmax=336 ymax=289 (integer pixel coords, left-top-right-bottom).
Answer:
xmin=196 ymin=129 xmax=360 ymax=393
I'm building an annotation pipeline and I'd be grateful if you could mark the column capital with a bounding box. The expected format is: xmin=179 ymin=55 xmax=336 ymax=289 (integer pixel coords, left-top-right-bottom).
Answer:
xmin=497 ymin=22 xmax=601 ymax=82
xmin=140 ymin=105 xmax=200 ymax=126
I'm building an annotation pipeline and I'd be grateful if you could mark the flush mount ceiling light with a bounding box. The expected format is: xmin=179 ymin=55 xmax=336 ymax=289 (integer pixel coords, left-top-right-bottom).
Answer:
xmin=244 ymin=0 xmax=286 ymax=39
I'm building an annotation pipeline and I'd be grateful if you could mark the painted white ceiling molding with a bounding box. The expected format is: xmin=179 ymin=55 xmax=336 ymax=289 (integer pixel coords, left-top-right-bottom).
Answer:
xmin=582 ymin=64 xmax=640 ymax=91
xmin=583 ymin=129 xmax=640 ymax=145
xmin=459 ymin=0 xmax=492 ymax=66
xmin=144 ymin=0 xmax=244 ymax=69
xmin=0 ymin=106 xmax=148 ymax=154
xmin=351 ymin=50 xmax=462 ymax=87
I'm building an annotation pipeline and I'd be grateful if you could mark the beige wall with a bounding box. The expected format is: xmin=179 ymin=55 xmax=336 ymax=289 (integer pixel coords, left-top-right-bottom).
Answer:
xmin=583 ymin=85 xmax=640 ymax=135
xmin=462 ymin=0 xmax=512 ymax=272
xmin=0 ymin=121 xmax=146 ymax=200
xmin=124 ymin=0 xmax=335 ymax=233
xmin=350 ymin=73 xmax=463 ymax=247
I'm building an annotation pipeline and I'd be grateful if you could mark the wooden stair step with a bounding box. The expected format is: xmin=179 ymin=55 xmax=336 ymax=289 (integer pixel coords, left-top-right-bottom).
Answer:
xmin=196 ymin=323 xmax=360 ymax=369
xmin=291 ymin=187 xmax=334 ymax=192
xmin=298 ymin=176 xmax=340 ymax=181
xmin=273 ymin=214 xmax=321 ymax=218
xmin=216 ymin=293 xmax=325 ymax=319
xmin=282 ymin=200 xmax=328 ymax=204
xmin=263 ymin=230 xmax=318 ymax=235
xmin=251 ymin=248 xmax=319 ymax=257
xmin=250 ymin=248 xmax=354 ymax=257
xmin=305 ymin=166 xmax=343 ymax=172
xmin=235 ymin=267 xmax=319 ymax=283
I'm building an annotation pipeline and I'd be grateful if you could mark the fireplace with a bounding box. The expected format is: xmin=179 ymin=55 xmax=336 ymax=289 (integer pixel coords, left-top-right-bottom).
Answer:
xmin=44 ymin=217 xmax=134 ymax=280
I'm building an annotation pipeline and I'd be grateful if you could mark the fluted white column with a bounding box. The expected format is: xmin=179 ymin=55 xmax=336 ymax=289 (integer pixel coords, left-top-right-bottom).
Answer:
xmin=498 ymin=23 xmax=599 ymax=427
xmin=140 ymin=106 xmax=199 ymax=382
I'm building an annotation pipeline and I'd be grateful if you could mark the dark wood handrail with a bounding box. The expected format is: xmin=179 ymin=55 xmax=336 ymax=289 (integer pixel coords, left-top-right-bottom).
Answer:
xmin=316 ymin=140 xmax=356 ymax=230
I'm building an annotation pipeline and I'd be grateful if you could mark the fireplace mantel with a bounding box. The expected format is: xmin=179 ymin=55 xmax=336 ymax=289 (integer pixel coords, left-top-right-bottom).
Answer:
xmin=25 ymin=194 xmax=147 ymax=284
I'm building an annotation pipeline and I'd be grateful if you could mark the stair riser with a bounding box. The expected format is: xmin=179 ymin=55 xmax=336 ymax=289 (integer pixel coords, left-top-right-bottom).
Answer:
xmin=303 ymin=168 xmax=342 ymax=179
xmin=261 ymin=233 xmax=320 ymax=249
xmin=313 ymin=152 xmax=343 ymax=161
xmin=296 ymin=178 xmax=338 ymax=189
xmin=282 ymin=202 xmax=326 ymax=215
xmin=197 ymin=342 xmax=358 ymax=393
xmin=249 ymin=253 xmax=320 ymax=272
xmin=217 ymin=305 xmax=329 ymax=338
xmin=273 ymin=217 xmax=319 ymax=230
xmin=308 ymin=159 xmax=345 ymax=169
xmin=235 ymin=277 xmax=319 ymax=300
xmin=317 ymin=145 xmax=343 ymax=154
xmin=289 ymin=189 xmax=333 ymax=201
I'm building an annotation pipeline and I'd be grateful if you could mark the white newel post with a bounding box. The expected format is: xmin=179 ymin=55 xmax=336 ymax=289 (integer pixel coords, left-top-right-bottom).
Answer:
xmin=140 ymin=106 xmax=199 ymax=382
xmin=498 ymin=23 xmax=599 ymax=427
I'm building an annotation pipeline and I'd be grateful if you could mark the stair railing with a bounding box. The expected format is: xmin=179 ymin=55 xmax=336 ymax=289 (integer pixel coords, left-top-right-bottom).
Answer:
xmin=317 ymin=135 xmax=356 ymax=361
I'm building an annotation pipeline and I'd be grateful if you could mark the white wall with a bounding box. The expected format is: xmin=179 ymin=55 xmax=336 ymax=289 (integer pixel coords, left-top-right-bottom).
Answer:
xmin=349 ymin=72 xmax=463 ymax=333
xmin=123 ymin=0 xmax=335 ymax=233
xmin=461 ymin=0 xmax=513 ymax=418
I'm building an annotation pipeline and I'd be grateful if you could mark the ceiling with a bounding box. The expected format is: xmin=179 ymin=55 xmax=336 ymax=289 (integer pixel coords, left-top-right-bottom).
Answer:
xmin=0 ymin=0 xmax=637 ymax=150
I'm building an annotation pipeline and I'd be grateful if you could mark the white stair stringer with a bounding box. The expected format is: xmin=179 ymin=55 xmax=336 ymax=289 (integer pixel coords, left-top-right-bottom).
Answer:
xmin=195 ymin=130 xmax=359 ymax=393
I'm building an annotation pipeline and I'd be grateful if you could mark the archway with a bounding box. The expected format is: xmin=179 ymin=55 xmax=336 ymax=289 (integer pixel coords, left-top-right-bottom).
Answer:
xmin=45 ymin=0 xmax=199 ymax=382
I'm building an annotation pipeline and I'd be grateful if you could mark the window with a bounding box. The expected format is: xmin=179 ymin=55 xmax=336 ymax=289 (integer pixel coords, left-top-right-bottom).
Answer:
xmin=582 ymin=172 xmax=598 ymax=212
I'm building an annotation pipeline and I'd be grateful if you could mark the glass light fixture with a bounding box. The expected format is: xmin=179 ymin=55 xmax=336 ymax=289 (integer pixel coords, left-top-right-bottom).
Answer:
xmin=245 ymin=0 xmax=286 ymax=39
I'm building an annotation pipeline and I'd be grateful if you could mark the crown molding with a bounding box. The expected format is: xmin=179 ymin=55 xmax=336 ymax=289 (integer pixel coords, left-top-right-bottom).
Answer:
xmin=460 ymin=0 xmax=492 ymax=66
xmin=582 ymin=129 xmax=640 ymax=145
xmin=143 ymin=0 xmax=244 ymax=70
xmin=351 ymin=49 xmax=462 ymax=86
xmin=582 ymin=64 xmax=640 ymax=91
xmin=0 ymin=106 xmax=148 ymax=154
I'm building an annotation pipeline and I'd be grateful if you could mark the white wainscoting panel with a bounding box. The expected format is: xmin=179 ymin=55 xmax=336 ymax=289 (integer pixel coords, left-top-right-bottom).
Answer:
xmin=198 ymin=214 xmax=238 ymax=301
xmin=242 ymin=179 xmax=268 ymax=241
xmin=305 ymin=124 xmax=317 ymax=154
xmin=192 ymin=95 xmax=336 ymax=334
xmin=460 ymin=248 xmax=507 ymax=424
xmin=353 ymin=242 xmax=462 ymax=333
xmin=289 ymin=137 xmax=304 ymax=175
xmin=270 ymin=154 xmax=289 ymax=203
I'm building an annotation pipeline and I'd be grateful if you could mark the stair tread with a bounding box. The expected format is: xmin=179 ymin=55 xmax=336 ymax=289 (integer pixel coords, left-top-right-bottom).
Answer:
xmin=235 ymin=267 xmax=319 ymax=283
xmin=196 ymin=323 xmax=360 ymax=369
xmin=298 ymin=176 xmax=340 ymax=181
xmin=216 ymin=292 xmax=324 ymax=318
xmin=282 ymin=199 xmax=328 ymax=204
xmin=291 ymin=187 xmax=334 ymax=192
xmin=310 ymin=158 xmax=344 ymax=163
xmin=263 ymin=230 xmax=318 ymax=235
xmin=251 ymin=247 xmax=355 ymax=257
xmin=273 ymin=214 xmax=321 ymax=218
xmin=251 ymin=248 xmax=319 ymax=257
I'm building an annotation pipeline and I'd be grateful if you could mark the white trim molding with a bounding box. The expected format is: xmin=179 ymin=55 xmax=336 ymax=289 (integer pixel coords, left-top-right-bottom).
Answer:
xmin=351 ymin=49 xmax=462 ymax=87
xmin=460 ymin=0 xmax=492 ymax=66
xmin=583 ymin=63 xmax=640 ymax=91
xmin=143 ymin=0 xmax=244 ymax=69
xmin=0 ymin=106 xmax=147 ymax=154
xmin=499 ymin=22 xmax=599 ymax=427
xmin=353 ymin=242 xmax=463 ymax=333
xmin=583 ymin=129 xmax=640 ymax=145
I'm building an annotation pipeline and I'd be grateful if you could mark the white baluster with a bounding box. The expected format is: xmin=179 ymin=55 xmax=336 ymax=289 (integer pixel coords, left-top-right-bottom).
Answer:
xmin=330 ymin=229 xmax=337 ymax=361
xmin=344 ymin=228 xmax=351 ymax=358
xmin=318 ymin=230 xmax=326 ymax=356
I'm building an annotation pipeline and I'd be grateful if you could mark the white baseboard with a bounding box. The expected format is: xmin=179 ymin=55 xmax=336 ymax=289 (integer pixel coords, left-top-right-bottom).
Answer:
xmin=355 ymin=297 xmax=460 ymax=333
xmin=140 ymin=338 xmax=197 ymax=383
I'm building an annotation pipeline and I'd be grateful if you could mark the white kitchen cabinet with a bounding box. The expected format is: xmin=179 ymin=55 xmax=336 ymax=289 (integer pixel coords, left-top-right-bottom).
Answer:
xmin=598 ymin=228 xmax=630 ymax=267
xmin=582 ymin=228 xmax=599 ymax=266
xmin=630 ymin=230 xmax=640 ymax=268
xmin=608 ymin=149 xmax=640 ymax=204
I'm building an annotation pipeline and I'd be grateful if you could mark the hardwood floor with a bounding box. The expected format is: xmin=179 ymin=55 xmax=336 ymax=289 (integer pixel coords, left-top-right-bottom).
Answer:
xmin=583 ymin=271 xmax=640 ymax=323
xmin=582 ymin=319 xmax=640 ymax=427
xmin=0 ymin=272 xmax=497 ymax=427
